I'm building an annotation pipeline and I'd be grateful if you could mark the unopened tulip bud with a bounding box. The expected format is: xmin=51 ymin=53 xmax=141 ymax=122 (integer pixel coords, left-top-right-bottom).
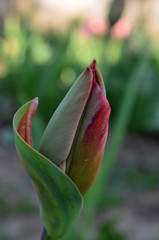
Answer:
xmin=14 ymin=59 xmax=111 ymax=239
xmin=40 ymin=59 xmax=110 ymax=195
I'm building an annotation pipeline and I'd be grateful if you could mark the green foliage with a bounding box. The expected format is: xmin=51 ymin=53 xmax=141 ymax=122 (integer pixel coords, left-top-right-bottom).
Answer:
xmin=124 ymin=168 xmax=159 ymax=190
xmin=98 ymin=191 xmax=122 ymax=210
xmin=0 ymin=197 xmax=37 ymax=216
xmin=1 ymin=16 xmax=159 ymax=133
xmin=97 ymin=222 xmax=125 ymax=240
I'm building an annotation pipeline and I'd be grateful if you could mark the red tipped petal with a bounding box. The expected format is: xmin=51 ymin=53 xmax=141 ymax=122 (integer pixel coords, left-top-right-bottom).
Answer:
xmin=89 ymin=59 xmax=106 ymax=96
xmin=17 ymin=98 xmax=38 ymax=146
xmin=90 ymin=59 xmax=97 ymax=70
xmin=67 ymin=79 xmax=110 ymax=195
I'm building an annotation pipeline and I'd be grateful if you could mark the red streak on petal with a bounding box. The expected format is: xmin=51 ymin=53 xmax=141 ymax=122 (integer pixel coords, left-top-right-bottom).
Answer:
xmin=90 ymin=61 xmax=98 ymax=86
xmin=17 ymin=98 xmax=38 ymax=147
xmin=78 ymin=97 xmax=110 ymax=194
xmin=68 ymin=79 xmax=111 ymax=195
xmin=84 ymin=95 xmax=110 ymax=154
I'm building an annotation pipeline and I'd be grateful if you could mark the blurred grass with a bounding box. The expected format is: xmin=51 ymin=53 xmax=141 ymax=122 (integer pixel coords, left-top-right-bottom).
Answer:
xmin=98 ymin=221 xmax=125 ymax=240
xmin=0 ymin=15 xmax=159 ymax=134
xmin=0 ymin=197 xmax=37 ymax=216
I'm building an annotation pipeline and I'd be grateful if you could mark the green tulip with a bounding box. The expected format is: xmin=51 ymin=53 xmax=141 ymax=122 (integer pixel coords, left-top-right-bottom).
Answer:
xmin=13 ymin=59 xmax=110 ymax=239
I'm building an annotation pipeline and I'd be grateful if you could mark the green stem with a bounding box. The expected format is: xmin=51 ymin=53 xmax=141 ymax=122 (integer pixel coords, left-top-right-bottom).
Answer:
xmin=40 ymin=228 xmax=49 ymax=240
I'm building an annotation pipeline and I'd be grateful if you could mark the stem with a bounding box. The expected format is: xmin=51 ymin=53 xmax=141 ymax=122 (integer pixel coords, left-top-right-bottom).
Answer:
xmin=40 ymin=227 xmax=48 ymax=240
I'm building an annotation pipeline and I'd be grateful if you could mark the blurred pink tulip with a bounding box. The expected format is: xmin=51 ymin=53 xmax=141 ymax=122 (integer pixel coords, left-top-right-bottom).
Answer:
xmin=111 ymin=18 xmax=131 ymax=39
xmin=80 ymin=18 xmax=107 ymax=36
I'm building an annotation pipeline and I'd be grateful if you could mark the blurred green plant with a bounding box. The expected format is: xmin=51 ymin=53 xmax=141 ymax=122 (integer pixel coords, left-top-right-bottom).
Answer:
xmin=98 ymin=221 xmax=125 ymax=240
xmin=1 ymin=15 xmax=159 ymax=135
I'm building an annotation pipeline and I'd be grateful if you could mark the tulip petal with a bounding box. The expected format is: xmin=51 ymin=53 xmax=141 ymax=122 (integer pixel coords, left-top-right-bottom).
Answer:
xmin=67 ymin=78 xmax=111 ymax=195
xmin=17 ymin=97 xmax=38 ymax=146
xmin=40 ymin=68 xmax=93 ymax=167
xmin=90 ymin=59 xmax=106 ymax=96
xmin=13 ymin=100 xmax=83 ymax=239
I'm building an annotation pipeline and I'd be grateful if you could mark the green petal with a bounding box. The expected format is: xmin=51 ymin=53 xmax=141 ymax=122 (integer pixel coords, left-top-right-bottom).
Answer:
xmin=40 ymin=68 xmax=93 ymax=167
xmin=13 ymin=100 xmax=83 ymax=239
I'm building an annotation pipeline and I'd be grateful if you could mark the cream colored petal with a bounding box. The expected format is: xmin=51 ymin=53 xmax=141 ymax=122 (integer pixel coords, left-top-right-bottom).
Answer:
xmin=40 ymin=68 xmax=93 ymax=166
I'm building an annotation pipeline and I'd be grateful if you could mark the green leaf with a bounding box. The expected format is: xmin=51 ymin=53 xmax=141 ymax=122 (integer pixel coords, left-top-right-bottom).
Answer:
xmin=13 ymin=100 xmax=83 ymax=239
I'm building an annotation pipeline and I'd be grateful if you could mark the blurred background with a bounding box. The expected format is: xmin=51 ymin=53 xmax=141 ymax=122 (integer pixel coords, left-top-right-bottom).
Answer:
xmin=0 ymin=0 xmax=159 ymax=239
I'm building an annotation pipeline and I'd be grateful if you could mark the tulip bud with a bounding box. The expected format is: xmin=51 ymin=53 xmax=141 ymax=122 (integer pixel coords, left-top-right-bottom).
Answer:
xmin=40 ymin=59 xmax=110 ymax=195
xmin=13 ymin=59 xmax=110 ymax=238
xmin=108 ymin=0 xmax=125 ymax=27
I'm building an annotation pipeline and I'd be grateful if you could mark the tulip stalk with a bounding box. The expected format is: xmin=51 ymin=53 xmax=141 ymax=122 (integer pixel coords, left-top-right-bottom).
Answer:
xmin=40 ymin=228 xmax=47 ymax=240
xmin=13 ymin=60 xmax=110 ymax=239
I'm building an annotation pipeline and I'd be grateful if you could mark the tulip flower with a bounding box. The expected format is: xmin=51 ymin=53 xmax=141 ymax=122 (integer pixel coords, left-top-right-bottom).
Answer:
xmin=13 ymin=59 xmax=110 ymax=239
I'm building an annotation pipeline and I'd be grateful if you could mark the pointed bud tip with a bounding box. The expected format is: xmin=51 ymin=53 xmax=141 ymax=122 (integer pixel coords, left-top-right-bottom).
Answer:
xmin=32 ymin=97 xmax=39 ymax=105
xmin=90 ymin=59 xmax=97 ymax=70
xmin=86 ymin=66 xmax=91 ymax=72
xmin=85 ymin=66 xmax=93 ymax=79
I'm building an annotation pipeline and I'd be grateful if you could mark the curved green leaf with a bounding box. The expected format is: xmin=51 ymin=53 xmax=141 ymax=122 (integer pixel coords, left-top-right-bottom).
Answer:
xmin=13 ymin=100 xmax=83 ymax=239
